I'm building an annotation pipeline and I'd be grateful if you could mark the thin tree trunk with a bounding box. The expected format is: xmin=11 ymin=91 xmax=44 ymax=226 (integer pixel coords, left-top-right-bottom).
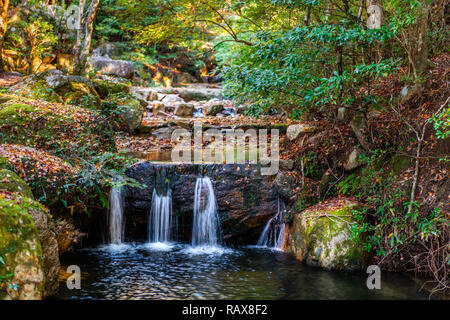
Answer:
xmin=74 ymin=0 xmax=100 ymax=75
xmin=73 ymin=0 xmax=85 ymax=58
xmin=0 ymin=0 xmax=10 ymax=72
xmin=304 ymin=6 xmax=311 ymax=26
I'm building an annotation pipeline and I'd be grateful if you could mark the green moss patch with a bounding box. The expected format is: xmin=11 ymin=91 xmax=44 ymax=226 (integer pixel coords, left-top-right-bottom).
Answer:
xmin=288 ymin=199 xmax=368 ymax=270
xmin=0 ymin=96 xmax=116 ymax=160
xmin=0 ymin=169 xmax=34 ymax=198
xmin=0 ymin=190 xmax=45 ymax=299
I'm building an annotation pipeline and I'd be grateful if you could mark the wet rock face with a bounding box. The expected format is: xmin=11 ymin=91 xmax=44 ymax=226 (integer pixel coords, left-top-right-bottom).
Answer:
xmin=27 ymin=207 xmax=60 ymax=297
xmin=124 ymin=163 xmax=278 ymax=244
xmin=0 ymin=192 xmax=45 ymax=300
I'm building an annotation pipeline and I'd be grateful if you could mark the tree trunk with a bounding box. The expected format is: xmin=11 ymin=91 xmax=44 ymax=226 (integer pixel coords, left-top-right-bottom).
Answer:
xmin=0 ymin=0 xmax=10 ymax=72
xmin=73 ymin=0 xmax=100 ymax=75
xmin=399 ymin=0 xmax=430 ymax=82
xmin=73 ymin=0 xmax=85 ymax=59
xmin=412 ymin=1 xmax=430 ymax=79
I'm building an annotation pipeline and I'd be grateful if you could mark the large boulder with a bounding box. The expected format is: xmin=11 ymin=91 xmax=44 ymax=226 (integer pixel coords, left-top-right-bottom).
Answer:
xmin=350 ymin=115 xmax=370 ymax=151
xmin=0 ymin=96 xmax=116 ymax=160
xmin=286 ymin=124 xmax=317 ymax=141
xmin=103 ymin=94 xmax=144 ymax=133
xmin=27 ymin=208 xmax=59 ymax=297
xmin=0 ymin=191 xmax=45 ymax=300
xmin=274 ymin=171 xmax=298 ymax=199
xmin=0 ymin=169 xmax=34 ymax=198
xmin=91 ymin=56 xmax=134 ymax=79
xmin=236 ymin=104 xmax=249 ymax=115
xmin=174 ymin=103 xmax=194 ymax=117
xmin=287 ymin=199 xmax=368 ymax=270
xmin=344 ymin=148 xmax=364 ymax=171
xmin=161 ymin=94 xmax=185 ymax=105
xmin=92 ymin=43 xmax=120 ymax=58
xmin=93 ymin=78 xmax=131 ymax=99
xmin=10 ymin=70 xmax=101 ymax=109
xmin=131 ymin=87 xmax=158 ymax=102
xmin=206 ymin=100 xmax=225 ymax=116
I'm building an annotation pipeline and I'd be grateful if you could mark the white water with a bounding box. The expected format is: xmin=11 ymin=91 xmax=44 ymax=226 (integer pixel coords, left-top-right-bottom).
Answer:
xmin=108 ymin=187 xmax=125 ymax=244
xmin=257 ymin=197 xmax=286 ymax=250
xmin=192 ymin=177 xmax=220 ymax=246
xmin=148 ymin=188 xmax=174 ymax=243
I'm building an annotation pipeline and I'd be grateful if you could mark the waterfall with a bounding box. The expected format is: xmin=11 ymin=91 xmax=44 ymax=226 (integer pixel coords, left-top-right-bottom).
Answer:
xmin=192 ymin=177 xmax=220 ymax=246
xmin=148 ymin=188 xmax=174 ymax=243
xmin=257 ymin=197 xmax=286 ymax=250
xmin=108 ymin=186 xmax=125 ymax=244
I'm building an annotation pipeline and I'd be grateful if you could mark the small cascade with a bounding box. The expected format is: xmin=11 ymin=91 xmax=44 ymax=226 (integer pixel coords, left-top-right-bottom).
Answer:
xmin=148 ymin=188 xmax=174 ymax=243
xmin=108 ymin=186 xmax=125 ymax=244
xmin=257 ymin=197 xmax=286 ymax=250
xmin=192 ymin=177 xmax=221 ymax=246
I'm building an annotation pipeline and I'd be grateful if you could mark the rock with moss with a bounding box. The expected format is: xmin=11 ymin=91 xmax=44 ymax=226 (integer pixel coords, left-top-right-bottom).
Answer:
xmin=0 ymin=96 xmax=116 ymax=160
xmin=93 ymin=79 xmax=131 ymax=99
xmin=103 ymin=93 xmax=144 ymax=133
xmin=274 ymin=171 xmax=298 ymax=199
xmin=206 ymin=101 xmax=224 ymax=116
xmin=0 ymin=169 xmax=34 ymax=198
xmin=0 ymin=157 xmax=11 ymax=170
xmin=0 ymin=189 xmax=59 ymax=298
xmin=62 ymin=82 xmax=100 ymax=108
xmin=0 ymin=144 xmax=76 ymax=207
xmin=9 ymin=70 xmax=101 ymax=109
xmin=0 ymin=191 xmax=45 ymax=300
xmin=287 ymin=199 xmax=368 ymax=270
xmin=25 ymin=203 xmax=60 ymax=297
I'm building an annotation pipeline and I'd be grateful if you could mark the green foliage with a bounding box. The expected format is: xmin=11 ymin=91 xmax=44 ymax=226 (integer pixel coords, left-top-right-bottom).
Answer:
xmin=72 ymin=152 xmax=143 ymax=212
xmin=339 ymin=150 xmax=447 ymax=257
xmin=220 ymin=20 xmax=399 ymax=117
xmin=429 ymin=106 xmax=449 ymax=140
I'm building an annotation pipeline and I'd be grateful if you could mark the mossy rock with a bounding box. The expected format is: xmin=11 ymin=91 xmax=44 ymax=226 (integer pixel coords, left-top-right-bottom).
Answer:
xmin=0 ymin=169 xmax=33 ymax=199
xmin=15 ymin=79 xmax=63 ymax=103
xmin=0 ymin=96 xmax=116 ymax=160
xmin=0 ymin=144 xmax=77 ymax=212
xmin=62 ymin=82 xmax=101 ymax=109
xmin=0 ymin=191 xmax=45 ymax=300
xmin=10 ymin=70 xmax=101 ymax=109
xmin=0 ymin=94 xmax=13 ymax=105
xmin=288 ymin=199 xmax=368 ymax=270
xmin=390 ymin=153 xmax=411 ymax=173
xmin=93 ymin=79 xmax=131 ymax=99
xmin=0 ymin=157 xmax=11 ymax=170
xmin=292 ymin=187 xmax=317 ymax=215
xmin=103 ymin=93 xmax=144 ymax=133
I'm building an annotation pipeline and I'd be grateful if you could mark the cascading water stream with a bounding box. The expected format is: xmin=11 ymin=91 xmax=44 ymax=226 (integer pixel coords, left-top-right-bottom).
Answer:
xmin=148 ymin=188 xmax=174 ymax=243
xmin=108 ymin=186 xmax=125 ymax=244
xmin=257 ymin=197 xmax=286 ymax=250
xmin=192 ymin=177 xmax=221 ymax=246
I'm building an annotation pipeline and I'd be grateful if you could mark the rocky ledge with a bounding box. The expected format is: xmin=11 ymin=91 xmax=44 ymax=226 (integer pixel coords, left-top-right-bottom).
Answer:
xmin=124 ymin=162 xmax=279 ymax=244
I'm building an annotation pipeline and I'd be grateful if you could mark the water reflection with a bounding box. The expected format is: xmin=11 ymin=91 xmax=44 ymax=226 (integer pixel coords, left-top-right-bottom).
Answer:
xmin=57 ymin=243 xmax=428 ymax=300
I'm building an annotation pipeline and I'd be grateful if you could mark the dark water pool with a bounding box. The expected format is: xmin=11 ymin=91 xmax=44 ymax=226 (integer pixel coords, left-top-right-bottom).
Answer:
xmin=56 ymin=243 xmax=428 ymax=300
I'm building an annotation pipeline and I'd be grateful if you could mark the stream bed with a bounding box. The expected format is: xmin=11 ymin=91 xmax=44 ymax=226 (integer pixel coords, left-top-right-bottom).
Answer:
xmin=56 ymin=243 xmax=428 ymax=300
